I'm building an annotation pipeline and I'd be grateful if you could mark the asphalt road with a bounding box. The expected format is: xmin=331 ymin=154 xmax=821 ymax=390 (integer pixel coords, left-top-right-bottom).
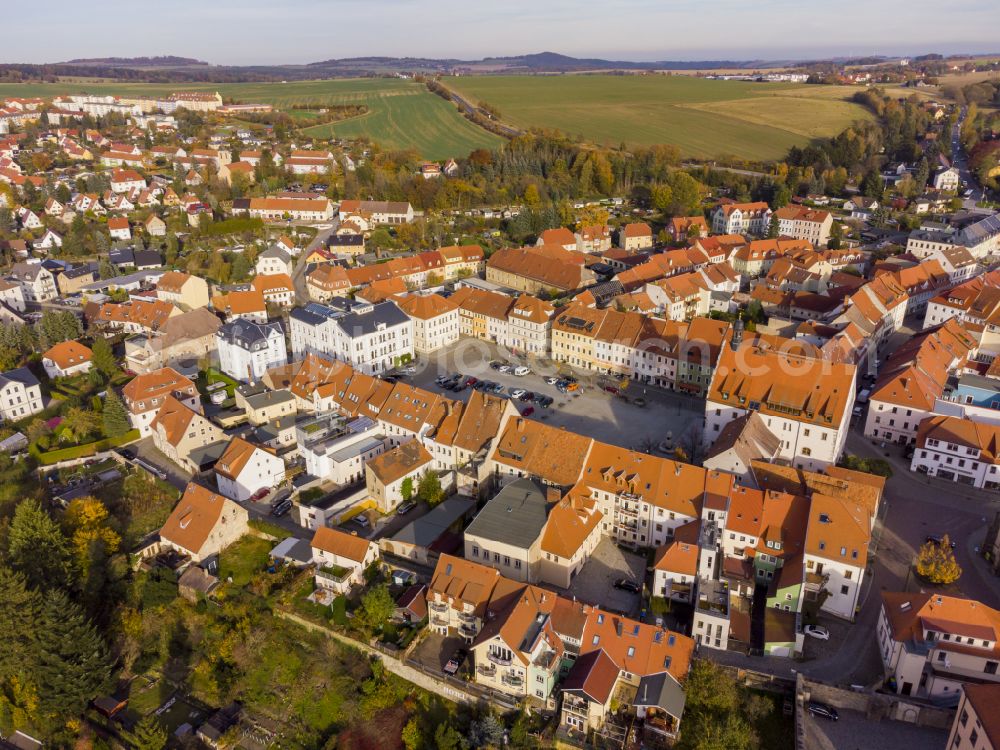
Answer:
xmin=292 ymin=223 xmax=338 ymax=304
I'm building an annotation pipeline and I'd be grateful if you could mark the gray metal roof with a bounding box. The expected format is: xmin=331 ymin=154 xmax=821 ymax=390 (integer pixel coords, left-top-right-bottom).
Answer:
xmin=0 ymin=367 xmax=39 ymax=388
xmin=335 ymin=300 xmax=410 ymax=339
xmin=391 ymin=496 xmax=476 ymax=548
xmin=957 ymin=213 xmax=1000 ymax=248
xmin=464 ymin=478 xmax=549 ymax=548
xmin=634 ymin=671 xmax=686 ymax=720
xmin=217 ymin=319 xmax=283 ymax=350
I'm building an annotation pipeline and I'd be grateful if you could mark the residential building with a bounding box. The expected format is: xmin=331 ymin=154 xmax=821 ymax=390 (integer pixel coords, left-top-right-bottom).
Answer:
xmin=251 ymin=273 xmax=295 ymax=308
xmin=122 ymin=367 xmax=199 ymax=436
xmin=878 ymin=591 xmax=1000 ymax=699
xmin=486 ymin=246 xmax=595 ymax=295
xmin=289 ymin=299 xmax=413 ymax=375
xmin=774 ymin=206 xmax=834 ymax=246
xmin=0 ymin=367 xmax=43 ymax=421
xmin=306 ymin=264 xmax=351 ymax=302
xmin=337 ymin=200 xmax=413 ymax=225
xmin=464 ymin=478 xmax=550 ymax=583
xmin=150 ymin=395 xmax=227 ymax=473
xmin=299 ymin=413 xmax=387 ymax=488
xmin=947 ymin=684 xmax=1000 ymax=750
xmin=42 ymin=341 xmax=92 ymax=379
xmin=619 ymin=222 xmax=654 ymax=251
xmin=157 ymin=482 xmax=249 ymax=563
xmin=311 ymin=526 xmax=380 ymax=595
xmin=211 ymin=289 xmax=268 ymax=324
xmin=864 ymin=320 xmax=976 ymax=446
xmin=911 ymin=415 xmax=1000 ymax=489
xmin=216 ymin=320 xmax=288 ymax=382
xmin=214 ymin=437 xmax=285 ymax=502
xmin=156 ymin=270 xmax=210 ymax=310
xmin=711 ymin=201 xmax=772 ymax=236
xmin=247 ymin=197 xmax=333 ymax=222
xmin=934 ymin=167 xmax=961 ymax=192
xmin=705 ymin=340 xmax=857 ymax=471
xmin=397 ymin=293 xmax=460 ymax=354
xmin=500 ymin=294 xmax=555 ymax=356
xmin=123 ymin=308 xmax=221 ymax=375
xmin=255 ymin=244 xmax=293 ymax=277
xmin=10 ymin=262 xmax=57 ymax=302
xmin=365 ymin=439 xmax=434 ymax=513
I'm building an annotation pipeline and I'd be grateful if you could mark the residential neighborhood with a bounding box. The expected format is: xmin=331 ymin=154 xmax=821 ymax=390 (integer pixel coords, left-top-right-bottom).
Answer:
xmin=2 ymin=35 xmax=1000 ymax=750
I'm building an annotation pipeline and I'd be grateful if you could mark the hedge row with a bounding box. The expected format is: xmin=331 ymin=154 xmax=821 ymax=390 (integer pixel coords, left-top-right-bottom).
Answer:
xmin=32 ymin=429 xmax=140 ymax=465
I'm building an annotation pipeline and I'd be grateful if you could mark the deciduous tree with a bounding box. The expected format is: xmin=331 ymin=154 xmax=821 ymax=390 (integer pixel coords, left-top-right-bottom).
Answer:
xmin=916 ymin=536 xmax=962 ymax=584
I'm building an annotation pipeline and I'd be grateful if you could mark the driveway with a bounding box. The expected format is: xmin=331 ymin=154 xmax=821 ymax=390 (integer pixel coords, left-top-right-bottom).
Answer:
xmin=404 ymin=341 xmax=703 ymax=454
xmin=567 ymin=538 xmax=647 ymax=617
xmin=132 ymin=437 xmax=190 ymax=491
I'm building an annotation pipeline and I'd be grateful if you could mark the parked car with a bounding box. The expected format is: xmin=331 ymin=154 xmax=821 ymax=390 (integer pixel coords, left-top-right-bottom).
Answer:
xmin=544 ymin=376 xmax=560 ymax=385
xmin=521 ymin=406 xmax=535 ymax=417
xmin=925 ymin=534 xmax=956 ymax=549
xmin=510 ymin=388 xmax=527 ymax=399
xmin=536 ymin=395 xmax=554 ymax=408
xmin=400 ymin=366 xmax=417 ymax=376
xmin=491 ymin=383 xmax=505 ymax=394
xmin=355 ymin=514 xmax=371 ymax=528
xmin=498 ymin=364 xmax=512 ymax=373
xmin=803 ymin=624 xmax=830 ymax=641
xmin=271 ymin=499 xmax=292 ymax=517
xmin=518 ymin=391 xmax=535 ymax=402
xmin=397 ymin=500 xmax=417 ymax=515
xmin=614 ymin=578 xmax=642 ymax=594
xmin=443 ymin=648 xmax=468 ymax=675
xmin=251 ymin=487 xmax=270 ymax=501
xmin=806 ymin=702 xmax=839 ymax=721
xmin=513 ymin=366 xmax=530 ymax=376
xmin=116 ymin=448 xmax=137 ymax=461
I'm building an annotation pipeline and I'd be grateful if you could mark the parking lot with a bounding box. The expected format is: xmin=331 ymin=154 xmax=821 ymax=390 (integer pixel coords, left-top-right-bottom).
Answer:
xmin=802 ymin=708 xmax=947 ymax=750
xmin=401 ymin=341 xmax=703 ymax=454
xmin=564 ymin=538 xmax=647 ymax=617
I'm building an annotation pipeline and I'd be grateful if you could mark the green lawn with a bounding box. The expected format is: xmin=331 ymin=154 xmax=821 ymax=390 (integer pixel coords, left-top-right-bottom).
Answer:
xmin=0 ymin=78 xmax=501 ymax=160
xmin=218 ymin=534 xmax=273 ymax=587
xmin=448 ymin=75 xmax=873 ymax=161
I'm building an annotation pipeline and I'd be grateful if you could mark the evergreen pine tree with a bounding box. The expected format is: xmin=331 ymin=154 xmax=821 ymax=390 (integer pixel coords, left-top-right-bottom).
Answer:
xmin=0 ymin=566 xmax=40 ymax=681
xmin=7 ymin=500 xmax=75 ymax=591
xmin=35 ymin=589 xmax=112 ymax=723
xmin=102 ymin=390 xmax=130 ymax=438
xmin=91 ymin=336 xmax=119 ymax=380
xmin=122 ymin=714 xmax=168 ymax=750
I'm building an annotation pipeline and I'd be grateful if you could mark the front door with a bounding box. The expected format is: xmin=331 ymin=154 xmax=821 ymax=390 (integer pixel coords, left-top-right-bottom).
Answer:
xmin=902 ymin=682 xmax=912 ymax=696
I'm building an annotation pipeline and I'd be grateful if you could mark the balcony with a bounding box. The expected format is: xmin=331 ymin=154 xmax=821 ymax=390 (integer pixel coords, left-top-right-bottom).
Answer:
xmin=501 ymin=673 xmax=524 ymax=688
xmin=460 ymin=623 xmax=478 ymax=638
xmin=431 ymin=615 xmax=449 ymax=627
xmin=617 ymin=518 xmax=638 ymax=531
xmin=562 ymin=697 xmax=589 ymax=717
xmin=315 ymin=565 xmax=352 ymax=588
xmin=458 ymin=611 xmax=477 ymax=624
xmin=804 ymin=571 xmax=828 ymax=593
xmin=477 ymin=664 xmax=496 ymax=678
xmin=488 ymin=651 xmax=513 ymax=667
xmin=429 ymin=601 xmax=449 ymax=614
xmin=615 ymin=502 xmax=639 ymax=517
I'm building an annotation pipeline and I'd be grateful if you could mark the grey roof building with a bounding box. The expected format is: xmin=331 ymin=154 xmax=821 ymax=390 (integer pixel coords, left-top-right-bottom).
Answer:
xmin=463 ymin=478 xmax=551 ymax=582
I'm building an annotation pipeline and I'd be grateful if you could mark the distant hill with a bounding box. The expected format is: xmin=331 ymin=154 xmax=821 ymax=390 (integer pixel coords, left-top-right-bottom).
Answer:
xmin=60 ymin=56 xmax=208 ymax=67
xmin=307 ymin=51 xmax=771 ymax=73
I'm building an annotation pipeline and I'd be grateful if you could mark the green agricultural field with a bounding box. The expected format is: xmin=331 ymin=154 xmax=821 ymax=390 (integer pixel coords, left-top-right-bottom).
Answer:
xmin=448 ymin=75 xmax=874 ymax=161
xmin=0 ymin=78 xmax=502 ymax=160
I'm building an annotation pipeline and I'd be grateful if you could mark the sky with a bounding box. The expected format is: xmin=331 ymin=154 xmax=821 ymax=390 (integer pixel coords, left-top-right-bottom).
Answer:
xmin=4 ymin=0 xmax=1000 ymax=65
